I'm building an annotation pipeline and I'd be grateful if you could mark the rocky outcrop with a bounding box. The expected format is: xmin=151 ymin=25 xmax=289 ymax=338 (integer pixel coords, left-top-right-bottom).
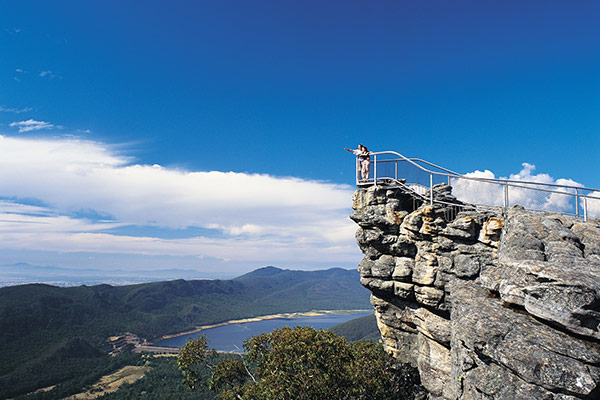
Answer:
xmin=351 ymin=184 xmax=600 ymax=399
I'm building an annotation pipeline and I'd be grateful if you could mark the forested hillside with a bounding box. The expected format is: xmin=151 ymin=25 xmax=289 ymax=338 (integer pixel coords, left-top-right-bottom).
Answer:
xmin=328 ymin=314 xmax=380 ymax=342
xmin=0 ymin=267 xmax=370 ymax=399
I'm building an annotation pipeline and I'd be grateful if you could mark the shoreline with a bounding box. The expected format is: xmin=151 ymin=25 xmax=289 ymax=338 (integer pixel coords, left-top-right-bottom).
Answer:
xmin=153 ymin=309 xmax=372 ymax=343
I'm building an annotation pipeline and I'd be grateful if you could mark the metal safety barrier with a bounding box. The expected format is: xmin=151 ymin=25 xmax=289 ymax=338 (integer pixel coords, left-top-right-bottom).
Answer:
xmin=355 ymin=151 xmax=599 ymax=221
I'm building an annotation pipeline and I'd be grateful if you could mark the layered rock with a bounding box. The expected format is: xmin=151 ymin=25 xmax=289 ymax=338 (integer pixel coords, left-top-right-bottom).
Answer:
xmin=351 ymin=184 xmax=600 ymax=399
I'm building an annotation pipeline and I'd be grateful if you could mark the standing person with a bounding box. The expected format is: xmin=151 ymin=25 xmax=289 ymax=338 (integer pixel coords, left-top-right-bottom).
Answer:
xmin=344 ymin=144 xmax=371 ymax=182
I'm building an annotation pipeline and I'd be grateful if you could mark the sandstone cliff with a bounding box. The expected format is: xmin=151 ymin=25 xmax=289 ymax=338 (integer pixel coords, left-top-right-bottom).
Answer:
xmin=351 ymin=184 xmax=600 ymax=399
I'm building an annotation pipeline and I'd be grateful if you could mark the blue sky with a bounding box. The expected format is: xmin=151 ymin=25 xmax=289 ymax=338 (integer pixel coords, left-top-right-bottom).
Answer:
xmin=1 ymin=1 xmax=599 ymax=278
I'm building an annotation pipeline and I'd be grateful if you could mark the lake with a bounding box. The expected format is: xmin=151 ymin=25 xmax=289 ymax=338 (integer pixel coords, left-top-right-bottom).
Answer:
xmin=154 ymin=312 xmax=372 ymax=352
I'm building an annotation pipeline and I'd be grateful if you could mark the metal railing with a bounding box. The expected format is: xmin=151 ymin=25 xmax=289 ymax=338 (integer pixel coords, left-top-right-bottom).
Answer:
xmin=356 ymin=151 xmax=599 ymax=221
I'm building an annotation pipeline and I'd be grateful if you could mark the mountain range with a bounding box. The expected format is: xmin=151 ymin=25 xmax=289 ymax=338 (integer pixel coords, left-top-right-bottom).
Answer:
xmin=0 ymin=262 xmax=221 ymax=287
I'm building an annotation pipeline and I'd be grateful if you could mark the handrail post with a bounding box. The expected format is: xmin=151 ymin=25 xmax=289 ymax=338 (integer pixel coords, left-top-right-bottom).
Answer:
xmin=373 ymin=153 xmax=377 ymax=186
xmin=576 ymin=188 xmax=579 ymax=218
xmin=503 ymin=182 xmax=509 ymax=208
xmin=395 ymin=160 xmax=398 ymax=181
xmin=429 ymin=174 xmax=433 ymax=205
xmin=584 ymin=197 xmax=588 ymax=222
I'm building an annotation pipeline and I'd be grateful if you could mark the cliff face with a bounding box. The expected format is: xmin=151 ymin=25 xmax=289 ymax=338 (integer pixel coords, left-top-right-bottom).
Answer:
xmin=350 ymin=184 xmax=600 ymax=400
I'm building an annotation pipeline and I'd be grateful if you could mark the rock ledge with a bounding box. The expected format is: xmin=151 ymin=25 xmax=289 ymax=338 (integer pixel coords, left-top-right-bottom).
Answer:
xmin=351 ymin=184 xmax=600 ymax=400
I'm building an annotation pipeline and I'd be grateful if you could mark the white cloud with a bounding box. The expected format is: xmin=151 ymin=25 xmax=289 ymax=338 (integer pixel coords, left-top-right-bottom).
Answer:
xmin=0 ymin=105 xmax=32 ymax=114
xmin=0 ymin=136 xmax=360 ymax=268
xmin=13 ymin=68 xmax=25 ymax=82
xmin=0 ymin=201 xmax=122 ymax=234
xmin=0 ymin=229 xmax=357 ymax=265
xmin=0 ymin=136 xmax=351 ymax=228
xmin=4 ymin=136 xmax=596 ymax=275
xmin=39 ymin=70 xmax=58 ymax=79
xmin=450 ymin=163 xmax=598 ymax=218
xmin=9 ymin=119 xmax=54 ymax=133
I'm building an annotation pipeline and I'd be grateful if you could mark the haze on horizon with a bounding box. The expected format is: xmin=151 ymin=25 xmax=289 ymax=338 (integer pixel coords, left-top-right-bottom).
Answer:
xmin=1 ymin=1 xmax=599 ymax=280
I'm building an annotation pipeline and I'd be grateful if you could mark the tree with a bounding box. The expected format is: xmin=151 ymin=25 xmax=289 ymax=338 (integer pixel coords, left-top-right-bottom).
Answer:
xmin=177 ymin=335 xmax=217 ymax=390
xmin=178 ymin=326 xmax=421 ymax=400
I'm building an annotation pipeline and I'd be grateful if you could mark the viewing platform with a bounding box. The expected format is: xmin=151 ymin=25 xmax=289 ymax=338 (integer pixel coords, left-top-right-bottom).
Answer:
xmin=355 ymin=150 xmax=599 ymax=221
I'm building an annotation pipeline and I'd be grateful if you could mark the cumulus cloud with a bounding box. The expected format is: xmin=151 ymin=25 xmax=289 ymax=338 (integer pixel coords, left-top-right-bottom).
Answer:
xmin=9 ymin=119 xmax=54 ymax=133
xmin=0 ymin=136 xmax=359 ymax=267
xmin=582 ymin=191 xmax=600 ymax=219
xmin=450 ymin=163 xmax=599 ymax=218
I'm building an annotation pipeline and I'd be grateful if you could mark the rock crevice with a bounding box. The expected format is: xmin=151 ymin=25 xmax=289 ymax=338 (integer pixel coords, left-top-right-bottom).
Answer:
xmin=351 ymin=184 xmax=600 ymax=399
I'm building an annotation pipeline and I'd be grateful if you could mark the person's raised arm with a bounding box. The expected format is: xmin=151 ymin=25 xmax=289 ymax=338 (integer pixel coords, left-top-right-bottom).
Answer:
xmin=344 ymin=147 xmax=354 ymax=153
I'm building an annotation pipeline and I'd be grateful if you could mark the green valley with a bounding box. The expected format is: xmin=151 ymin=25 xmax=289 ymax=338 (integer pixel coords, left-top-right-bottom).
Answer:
xmin=0 ymin=267 xmax=370 ymax=399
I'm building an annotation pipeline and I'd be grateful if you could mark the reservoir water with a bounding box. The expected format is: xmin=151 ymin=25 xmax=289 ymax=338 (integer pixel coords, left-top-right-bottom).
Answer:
xmin=154 ymin=312 xmax=371 ymax=352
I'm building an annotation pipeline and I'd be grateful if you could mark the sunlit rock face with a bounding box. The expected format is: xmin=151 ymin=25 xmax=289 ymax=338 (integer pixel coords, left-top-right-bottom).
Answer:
xmin=351 ymin=184 xmax=600 ymax=400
